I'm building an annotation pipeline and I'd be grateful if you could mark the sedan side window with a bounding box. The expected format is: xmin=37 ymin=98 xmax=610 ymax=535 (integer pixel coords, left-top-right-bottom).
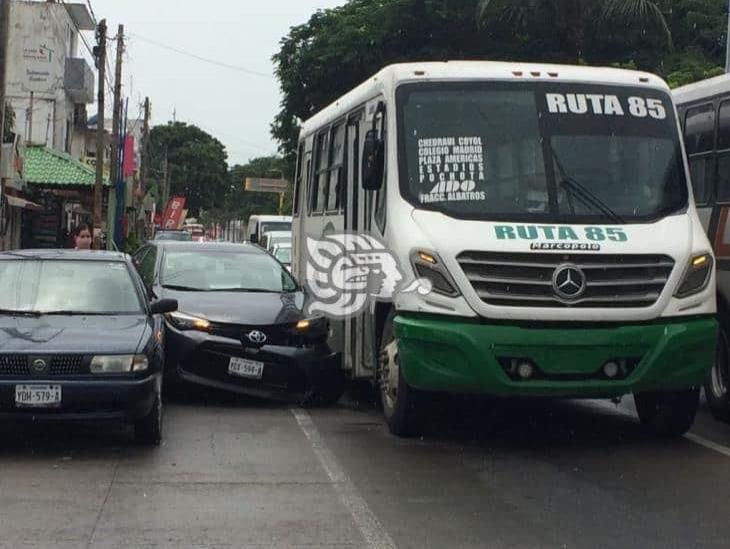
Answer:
xmin=139 ymin=247 xmax=158 ymax=287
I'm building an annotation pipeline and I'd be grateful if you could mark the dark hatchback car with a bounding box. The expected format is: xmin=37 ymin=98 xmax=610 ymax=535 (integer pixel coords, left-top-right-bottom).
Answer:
xmin=0 ymin=250 xmax=177 ymax=444
xmin=132 ymin=242 xmax=342 ymax=404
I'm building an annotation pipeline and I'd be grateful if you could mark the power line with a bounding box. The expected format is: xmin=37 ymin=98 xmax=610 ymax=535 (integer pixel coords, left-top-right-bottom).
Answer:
xmin=128 ymin=33 xmax=273 ymax=79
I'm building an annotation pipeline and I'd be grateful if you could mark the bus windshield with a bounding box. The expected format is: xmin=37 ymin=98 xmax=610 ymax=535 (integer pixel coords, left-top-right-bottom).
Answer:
xmin=397 ymin=82 xmax=688 ymax=224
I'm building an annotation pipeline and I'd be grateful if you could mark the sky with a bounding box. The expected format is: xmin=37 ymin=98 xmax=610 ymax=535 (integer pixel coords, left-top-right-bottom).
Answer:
xmin=80 ymin=0 xmax=345 ymax=166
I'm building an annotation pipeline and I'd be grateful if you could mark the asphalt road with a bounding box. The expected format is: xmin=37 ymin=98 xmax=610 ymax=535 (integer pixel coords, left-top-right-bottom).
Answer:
xmin=2 ymin=388 xmax=730 ymax=549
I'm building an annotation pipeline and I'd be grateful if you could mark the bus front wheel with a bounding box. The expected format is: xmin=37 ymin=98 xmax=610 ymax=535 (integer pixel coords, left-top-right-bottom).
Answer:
xmin=378 ymin=312 xmax=422 ymax=437
xmin=704 ymin=323 xmax=730 ymax=422
xmin=634 ymin=387 xmax=700 ymax=437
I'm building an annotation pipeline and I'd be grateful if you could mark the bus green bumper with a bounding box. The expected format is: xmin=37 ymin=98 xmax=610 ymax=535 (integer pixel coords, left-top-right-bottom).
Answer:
xmin=393 ymin=314 xmax=718 ymax=398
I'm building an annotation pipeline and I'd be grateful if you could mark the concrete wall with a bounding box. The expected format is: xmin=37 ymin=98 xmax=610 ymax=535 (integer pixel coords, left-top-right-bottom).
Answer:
xmin=6 ymin=1 xmax=83 ymax=152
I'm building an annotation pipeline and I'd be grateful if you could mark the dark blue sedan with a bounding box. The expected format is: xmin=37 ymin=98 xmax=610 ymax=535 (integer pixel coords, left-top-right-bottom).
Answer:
xmin=0 ymin=250 xmax=177 ymax=444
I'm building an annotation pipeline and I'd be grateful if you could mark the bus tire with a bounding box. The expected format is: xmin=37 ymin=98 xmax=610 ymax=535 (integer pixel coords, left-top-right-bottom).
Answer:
xmin=634 ymin=387 xmax=700 ymax=437
xmin=704 ymin=323 xmax=730 ymax=422
xmin=378 ymin=311 xmax=421 ymax=437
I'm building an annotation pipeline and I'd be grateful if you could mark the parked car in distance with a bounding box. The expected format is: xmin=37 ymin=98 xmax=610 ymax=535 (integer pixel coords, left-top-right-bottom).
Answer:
xmin=131 ymin=241 xmax=343 ymax=404
xmin=272 ymin=243 xmax=292 ymax=272
xmin=261 ymin=230 xmax=292 ymax=252
xmin=153 ymin=230 xmax=193 ymax=242
xmin=0 ymin=250 xmax=177 ymax=444
xmin=247 ymin=215 xmax=292 ymax=245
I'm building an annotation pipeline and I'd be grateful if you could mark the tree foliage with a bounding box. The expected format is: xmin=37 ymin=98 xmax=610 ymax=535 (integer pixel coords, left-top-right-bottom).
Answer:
xmin=273 ymin=0 xmax=727 ymax=158
xmin=149 ymin=122 xmax=228 ymax=217
xmin=200 ymin=156 xmax=290 ymax=228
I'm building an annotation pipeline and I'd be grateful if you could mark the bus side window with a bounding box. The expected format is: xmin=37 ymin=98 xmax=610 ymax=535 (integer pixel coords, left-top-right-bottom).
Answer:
xmin=327 ymin=123 xmax=346 ymax=212
xmin=684 ymin=104 xmax=716 ymax=205
xmin=717 ymin=101 xmax=730 ymax=203
xmin=310 ymin=132 xmax=329 ymax=214
xmin=293 ymin=143 xmax=303 ymax=216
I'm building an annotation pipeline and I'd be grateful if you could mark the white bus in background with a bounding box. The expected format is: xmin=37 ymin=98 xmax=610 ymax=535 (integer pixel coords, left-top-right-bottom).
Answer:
xmin=674 ymin=74 xmax=730 ymax=422
xmin=292 ymin=61 xmax=717 ymax=437
xmin=247 ymin=215 xmax=292 ymax=245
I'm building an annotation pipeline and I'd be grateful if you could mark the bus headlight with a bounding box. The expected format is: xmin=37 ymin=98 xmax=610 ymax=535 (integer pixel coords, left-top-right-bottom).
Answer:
xmin=675 ymin=253 xmax=713 ymax=298
xmin=410 ymin=250 xmax=461 ymax=297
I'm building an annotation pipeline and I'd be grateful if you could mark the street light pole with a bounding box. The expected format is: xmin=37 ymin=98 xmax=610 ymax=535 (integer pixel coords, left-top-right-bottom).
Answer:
xmin=727 ymin=0 xmax=730 ymax=72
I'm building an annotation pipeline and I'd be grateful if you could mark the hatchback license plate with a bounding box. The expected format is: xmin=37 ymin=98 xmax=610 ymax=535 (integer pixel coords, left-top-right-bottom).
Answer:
xmin=15 ymin=385 xmax=62 ymax=408
xmin=228 ymin=357 xmax=264 ymax=380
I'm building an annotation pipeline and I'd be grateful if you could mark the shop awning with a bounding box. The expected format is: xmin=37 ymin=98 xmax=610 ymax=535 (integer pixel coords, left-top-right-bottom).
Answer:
xmin=24 ymin=146 xmax=110 ymax=188
xmin=6 ymin=194 xmax=44 ymax=211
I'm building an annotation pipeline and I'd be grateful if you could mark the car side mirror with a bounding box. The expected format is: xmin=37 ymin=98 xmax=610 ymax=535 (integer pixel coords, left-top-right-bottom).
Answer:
xmin=250 ymin=234 xmax=258 ymax=244
xmin=362 ymin=129 xmax=384 ymax=191
xmin=150 ymin=298 xmax=177 ymax=315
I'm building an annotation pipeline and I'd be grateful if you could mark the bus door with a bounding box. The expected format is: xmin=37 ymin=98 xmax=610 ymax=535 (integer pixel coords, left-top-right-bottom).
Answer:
xmin=345 ymin=102 xmax=384 ymax=379
xmin=292 ymin=140 xmax=312 ymax=281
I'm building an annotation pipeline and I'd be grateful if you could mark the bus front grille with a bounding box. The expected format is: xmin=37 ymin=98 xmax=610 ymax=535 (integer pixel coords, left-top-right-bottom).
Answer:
xmin=456 ymin=252 xmax=675 ymax=308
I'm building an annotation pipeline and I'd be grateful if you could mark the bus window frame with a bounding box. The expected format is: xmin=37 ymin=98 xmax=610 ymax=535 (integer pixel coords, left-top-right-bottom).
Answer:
xmin=293 ymin=142 xmax=304 ymax=216
xmin=684 ymin=102 xmax=717 ymax=208
xmin=716 ymin=100 xmax=730 ymax=205
xmin=325 ymin=121 xmax=347 ymax=215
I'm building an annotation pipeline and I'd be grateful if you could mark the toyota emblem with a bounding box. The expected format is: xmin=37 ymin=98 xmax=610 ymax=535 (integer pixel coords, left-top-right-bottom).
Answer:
xmin=246 ymin=330 xmax=268 ymax=345
xmin=552 ymin=264 xmax=587 ymax=300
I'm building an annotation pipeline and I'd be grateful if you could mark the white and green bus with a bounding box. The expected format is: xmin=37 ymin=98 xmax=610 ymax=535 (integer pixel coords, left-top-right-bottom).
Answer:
xmin=292 ymin=61 xmax=717 ymax=437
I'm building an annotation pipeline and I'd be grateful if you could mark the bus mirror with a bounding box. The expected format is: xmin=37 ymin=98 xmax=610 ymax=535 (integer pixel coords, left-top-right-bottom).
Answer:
xmin=362 ymin=129 xmax=385 ymax=191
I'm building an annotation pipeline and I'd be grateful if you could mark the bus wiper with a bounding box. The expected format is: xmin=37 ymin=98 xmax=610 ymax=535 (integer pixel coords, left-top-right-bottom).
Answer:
xmin=559 ymin=177 xmax=625 ymax=225
xmin=161 ymin=284 xmax=206 ymax=292
xmin=546 ymin=139 xmax=624 ymax=224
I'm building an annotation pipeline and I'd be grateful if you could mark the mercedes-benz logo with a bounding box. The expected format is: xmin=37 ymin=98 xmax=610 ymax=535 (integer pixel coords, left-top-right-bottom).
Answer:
xmin=552 ymin=264 xmax=587 ymax=300
xmin=30 ymin=358 xmax=48 ymax=374
xmin=246 ymin=330 xmax=268 ymax=345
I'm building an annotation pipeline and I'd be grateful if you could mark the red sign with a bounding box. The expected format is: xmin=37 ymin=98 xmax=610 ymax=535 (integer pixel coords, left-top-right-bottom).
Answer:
xmin=161 ymin=196 xmax=187 ymax=230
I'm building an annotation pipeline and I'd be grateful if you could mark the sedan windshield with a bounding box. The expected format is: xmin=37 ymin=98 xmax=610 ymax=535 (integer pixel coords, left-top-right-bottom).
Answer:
xmin=397 ymin=82 xmax=688 ymax=224
xmin=161 ymin=250 xmax=297 ymax=292
xmin=0 ymin=260 xmax=143 ymax=314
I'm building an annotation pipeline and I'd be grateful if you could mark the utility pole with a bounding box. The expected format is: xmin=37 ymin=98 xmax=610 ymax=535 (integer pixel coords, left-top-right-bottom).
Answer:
xmin=109 ymin=25 xmax=124 ymax=249
xmin=140 ymin=96 xmax=150 ymax=239
xmin=0 ymin=0 xmax=10 ymax=168
xmin=727 ymin=0 xmax=730 ymax=72
xmin=141 ymin=96 xmax=150 ymax=190
xmin=27 ymin=91 xmax=33 ymax=145
xmin=93 ymin=19 xmax=107 ymax=250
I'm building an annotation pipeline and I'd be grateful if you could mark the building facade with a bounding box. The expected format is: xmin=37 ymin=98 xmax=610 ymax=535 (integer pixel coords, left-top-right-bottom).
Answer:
xmin=6 ymin=1 xmax=95 ymax=153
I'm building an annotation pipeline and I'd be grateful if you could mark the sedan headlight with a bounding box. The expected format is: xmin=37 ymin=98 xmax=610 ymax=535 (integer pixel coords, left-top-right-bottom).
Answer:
xmin=410 ymin=250 xmax=460 ymax=297
xmin=90 ymin=354 xmax=149 ymax=374
xmin=675 ymin=253 xmax=714 ymax=298
xmin=165 ymin=311 xmax=210 ymax=331
xmin=290 ymin=316 xmax=329 ymax=344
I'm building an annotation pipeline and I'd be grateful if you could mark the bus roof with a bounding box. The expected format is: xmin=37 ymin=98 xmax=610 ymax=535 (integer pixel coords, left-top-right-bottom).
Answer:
xmin=673 ymin=73 xmax=730 ymax=106
xmin=300 ymin=61 xmax=667 ymax=137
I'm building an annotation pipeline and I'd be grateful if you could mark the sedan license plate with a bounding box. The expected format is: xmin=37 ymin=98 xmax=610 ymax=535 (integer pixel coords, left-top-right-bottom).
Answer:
xmin=15 ymin=385 xmax=62 ymax=408
xmin=228 ymin=357 xmax=264 ymax=380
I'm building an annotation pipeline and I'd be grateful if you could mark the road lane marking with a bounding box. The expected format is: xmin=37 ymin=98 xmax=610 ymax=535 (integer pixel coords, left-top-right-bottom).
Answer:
xmin=291 ymin=408 xmax=397 ymax=549
xmin=684 ymin=432 xmax=730 ymax=458
xmin=592 ymin=400 xmax=730 ymax=459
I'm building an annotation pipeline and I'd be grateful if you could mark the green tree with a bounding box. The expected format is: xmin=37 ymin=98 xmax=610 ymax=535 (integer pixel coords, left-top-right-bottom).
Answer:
xmin=273 ymin=0 xmax=727 ymax=156
xmin=149 ymin=122 xmax=228 ymax=217
xmin=226 ymin=156 xmax=290 ymax=223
